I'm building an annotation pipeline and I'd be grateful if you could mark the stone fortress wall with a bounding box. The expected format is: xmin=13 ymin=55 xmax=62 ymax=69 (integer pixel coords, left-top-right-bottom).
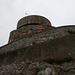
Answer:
xmin=0 ymin=25 xmax=75 ymax=52
xmin=0 ymin=15 xmax=75 ymax=65
xmin=8 ymin=15 xmax=53 ymax=43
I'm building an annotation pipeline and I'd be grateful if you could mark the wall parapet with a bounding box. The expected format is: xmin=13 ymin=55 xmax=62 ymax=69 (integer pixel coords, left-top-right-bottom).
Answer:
xmin=0 ymin=26 xmax=75 ymax=54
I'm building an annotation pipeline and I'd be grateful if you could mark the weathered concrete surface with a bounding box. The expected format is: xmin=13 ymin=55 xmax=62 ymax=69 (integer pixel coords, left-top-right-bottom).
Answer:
xmin=0 ymin=34 xmax=75 ymax=65
xmin=17 ymin=15 xmax=52 ymax=29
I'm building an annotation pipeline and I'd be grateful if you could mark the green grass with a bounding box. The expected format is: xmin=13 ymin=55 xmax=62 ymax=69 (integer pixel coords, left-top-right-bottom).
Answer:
xmin=32 ymin=41 xmax=36 ymax=45
xmin=68 ymin=30 xmax=75 ymax=34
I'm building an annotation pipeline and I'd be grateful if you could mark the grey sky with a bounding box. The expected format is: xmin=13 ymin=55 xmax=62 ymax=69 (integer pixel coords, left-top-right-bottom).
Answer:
xmin=0 ymin=0 xmax=75 ymax=46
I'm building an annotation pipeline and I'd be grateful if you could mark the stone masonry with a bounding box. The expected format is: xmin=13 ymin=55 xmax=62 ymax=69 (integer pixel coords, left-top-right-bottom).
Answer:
xmin=0 ymin=15 xmax=75 ymax=65
xmin=8 ymin=15 xmax=54 ymax=43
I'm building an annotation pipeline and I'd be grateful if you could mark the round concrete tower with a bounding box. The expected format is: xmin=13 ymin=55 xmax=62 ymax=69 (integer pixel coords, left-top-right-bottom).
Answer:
xmin=17 ymin=15 xmax=52 ymax=29
xmin=8 ymin=15 xmax=53 ymax=43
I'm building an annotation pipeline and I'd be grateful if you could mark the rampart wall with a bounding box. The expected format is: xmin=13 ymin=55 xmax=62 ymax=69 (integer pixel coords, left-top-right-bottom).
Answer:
xmin=0 ymin=26 xmax=75 ymax=53
xmin=0 ymin=34 xmax=75 ymax=65
xmin=0 ymin=26 xmax=75 ymax=65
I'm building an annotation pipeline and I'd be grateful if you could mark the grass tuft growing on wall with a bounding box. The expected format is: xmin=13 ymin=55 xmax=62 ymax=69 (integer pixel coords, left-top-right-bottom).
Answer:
xmin=68 ymin=30 xmax=75 ymax=34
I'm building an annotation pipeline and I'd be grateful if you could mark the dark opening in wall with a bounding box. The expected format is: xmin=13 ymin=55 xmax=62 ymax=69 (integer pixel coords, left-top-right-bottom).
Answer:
xmin=18 ymin=23 xmax=41 ymax=29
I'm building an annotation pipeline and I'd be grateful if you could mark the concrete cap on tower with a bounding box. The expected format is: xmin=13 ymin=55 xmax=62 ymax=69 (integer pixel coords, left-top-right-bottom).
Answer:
xmin=17 ymin=15 xmax=52 ymax=29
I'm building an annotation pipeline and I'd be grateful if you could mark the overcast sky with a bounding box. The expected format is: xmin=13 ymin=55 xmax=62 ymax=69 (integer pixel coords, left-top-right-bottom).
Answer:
xmin=0 ymin=0 xmax=75 ymax=46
